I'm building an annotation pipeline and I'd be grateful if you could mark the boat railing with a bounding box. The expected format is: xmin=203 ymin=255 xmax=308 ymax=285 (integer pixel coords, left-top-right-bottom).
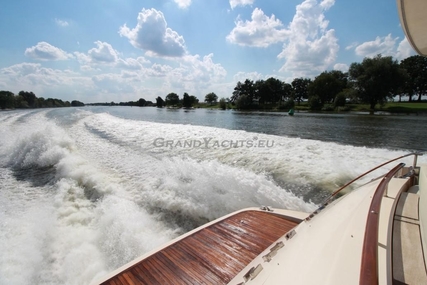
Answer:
xmin=305 ymin=152 xmax=422 ymax=221
xmin=359 ymin=162 xmax=406 ymax=285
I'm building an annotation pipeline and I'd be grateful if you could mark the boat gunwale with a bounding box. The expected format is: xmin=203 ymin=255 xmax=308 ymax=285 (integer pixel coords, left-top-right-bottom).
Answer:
xmin=92 ymin=207 xmax=306 ymax=285
xmin=359 ymin=163 xmax=408 ymax=284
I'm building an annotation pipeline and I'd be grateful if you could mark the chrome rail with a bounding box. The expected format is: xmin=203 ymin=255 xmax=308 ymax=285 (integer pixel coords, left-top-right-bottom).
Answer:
xmin=305 ymin=152 xmax=422 ymax=221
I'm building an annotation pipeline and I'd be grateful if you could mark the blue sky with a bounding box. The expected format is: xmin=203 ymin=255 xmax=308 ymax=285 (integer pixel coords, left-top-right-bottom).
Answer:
xmin=0 ymin=0 xmax=416 ymax=103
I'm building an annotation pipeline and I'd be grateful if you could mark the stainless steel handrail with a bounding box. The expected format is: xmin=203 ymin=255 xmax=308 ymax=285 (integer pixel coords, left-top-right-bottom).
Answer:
xmin=305 ymin=152 xmax=422 ymax=221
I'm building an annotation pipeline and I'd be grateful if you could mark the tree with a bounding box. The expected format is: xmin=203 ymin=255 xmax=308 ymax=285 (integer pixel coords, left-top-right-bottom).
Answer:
xmin=182 ymin=93 xmax=192 ymax=108
xmin=349 ymin=54 xmax=404 ymax=111
xmin=19 ymin=91 xmax=37 ymax=108
xmin=231 ymin=79 xmax=256 ymax=106
xmin=308 ymin=70 xmax=347 ymax=107
xmin=219 ymin=98 xmax=227 ymax=110
xmin=255 ymin=78 xmax=285 ymax=105
xmin=254 ymin=79 xmax=269 ymax=104
xmin=71 ymin=100 xmax=85 ymax=107
xmin=400 ymin=55 xmax=427 ymax=102
xmin=292 ymin=78 xmax=311 ymax=105
xmin=267 ymin=77 xmax=286 ymax=104
xmin=0 ymin=90 xmax=15 ymax=109
xmin=189 ymin=95 xmax=199 ymax=106
xmin=165 ymin=93 xmax=180 ymax=106
xmin=235 ymin=94 xmax=252 ymax=109
xmin=156 ymin=96 xmax=165 ymax=108
xmin=137 ymin=98 xmax=146 ymax=106
xmin=205 ymin=92 xmax=218 ymax=105
xmin=282 ymin=83 xmax=293 ymax=104
xmin=334 ymin=92 xmax=347 ymax=108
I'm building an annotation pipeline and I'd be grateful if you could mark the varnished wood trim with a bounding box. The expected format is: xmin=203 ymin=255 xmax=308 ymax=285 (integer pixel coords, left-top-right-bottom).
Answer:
xmin=359 ymin=163 xmax=405 ymax=285
xmin=101 ymin=210 xmax=299 ymax=285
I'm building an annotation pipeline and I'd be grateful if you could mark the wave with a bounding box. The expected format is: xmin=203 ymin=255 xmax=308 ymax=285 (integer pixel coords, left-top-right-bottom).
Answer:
xmin=0 ymin=108 xmax=424 ymax=284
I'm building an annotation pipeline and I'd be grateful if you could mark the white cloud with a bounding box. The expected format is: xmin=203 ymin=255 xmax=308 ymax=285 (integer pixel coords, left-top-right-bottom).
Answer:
xmin=174 ymin=0 xmax=191 ymax=9
xmin=155 ymin=54 xmax=227 ymax=95
xmin=349 ymin=34 xmax=416 ymax=61
xmin=230 ymin=0 xmax=255 ymax=9
xmin=0 ymin=63 xmax=89 ymax=98
xmin=181 ymin=54 xmax=227 ymax=82
xmin=25 ymin=42 xmax=73 ymax=61
xmin=119 ymin=8 xmax=186 ymax=57
xmin=226 ymin=1 xmax=339 ymax=78
xmin=74 ymin=41 xmax=135 ymax=70
xmin=116 ymin=57 xmax=150 ymax=70
xmin=88 ymin=41 xmax=120 ymax=63
xmin=92 ymin=73 xmax=136 ymax=94
xmin=277 ymin=0 xmax=339 ymax=78
xmin=227 ymin=8 xmax=289 ymax=47
xmin=354 ymin=34 xmax=397 ymax=58
xmin=333 ymin=63 xmax=349 ymax=72
xmin=233 ymin=71 xmax=264 ymax=82
xmin=345 ymin=42 xmax=358 ymax=50
xmin=395 ymin=37 xmax=416 ymax=60
xmin=55 ymin=18 xmax=69 ymax=27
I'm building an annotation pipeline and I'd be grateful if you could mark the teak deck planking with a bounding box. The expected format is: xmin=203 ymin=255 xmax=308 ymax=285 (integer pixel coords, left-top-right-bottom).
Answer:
xmin=101 ymin=210 xmax=299 ymax=285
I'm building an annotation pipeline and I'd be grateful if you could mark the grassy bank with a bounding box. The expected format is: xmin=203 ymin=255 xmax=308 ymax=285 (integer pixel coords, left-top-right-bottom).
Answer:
xmin=193 ymin=101 xmax=427 ymax=114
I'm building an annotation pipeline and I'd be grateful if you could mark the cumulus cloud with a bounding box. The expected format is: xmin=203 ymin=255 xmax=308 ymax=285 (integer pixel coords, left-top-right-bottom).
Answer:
xmin=180 ymin=54 xmax=227 ymax=82
xmin=136 ymin=53 xmax=227 ymax=96
xmin=396 ymin=37 xmax=416 ymax=60
xmin=88 ymin=41 xmax=120 ymax=63
xmin=333 ymin=63 xmax=349 ymax=72
xmin=119 ymin=8 xmax=186 ymax=57
xmin=116 ymin=57 xmax=150 ymax=70
xmin=0 ymin=62 xmax=89 ymax=98
xmin=55 ymin=18 xmax=69 ymax=27
xmin=233 ymin=71 xmax=264 ymax=83
xmin=25 ymin=42 xmax=73 ymax=61
xmin=174 ymin=0 xmax=191 ymax=9
xmin=277 ymin=0 xmax=339 ymax=77
xmin=345 ymin=42 xmax=358 ymax=50
xmin=353 ymin=34 xmax=415 ymax=60
xmin=226 ymin=8 xmax=289 ymax=47
xmin=230 ymin=0 xmax=255 ymax=9
xmin=227 ymin=1 xmax=338 ymax=78
xmin=92 ymin=73 xmax=137 ymax=94
xmin=74 ymin=41 xmax=131 ymax=70
xmin=354 ymin=34 xmax=397 ymax=58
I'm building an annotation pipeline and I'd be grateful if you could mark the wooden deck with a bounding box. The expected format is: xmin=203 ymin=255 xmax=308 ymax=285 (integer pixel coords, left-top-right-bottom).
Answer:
xmin=101 ymin=210 xmax=300 ymax=285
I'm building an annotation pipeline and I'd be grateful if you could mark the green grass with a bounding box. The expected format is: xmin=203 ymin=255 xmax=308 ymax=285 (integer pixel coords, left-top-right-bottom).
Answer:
xmin=196 ymin=101 xmax=427 ymax=113
xmin=383 ymin=102 xmax=427 ymax=112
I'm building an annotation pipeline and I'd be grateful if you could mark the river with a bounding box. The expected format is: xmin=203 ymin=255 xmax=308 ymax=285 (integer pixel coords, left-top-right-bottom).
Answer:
xmin=0 ymin=107 xmax=426 ymax=284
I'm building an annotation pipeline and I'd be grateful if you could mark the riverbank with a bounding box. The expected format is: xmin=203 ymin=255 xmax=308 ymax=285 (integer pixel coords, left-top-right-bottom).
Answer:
xmin=196 ymin=101 xmax=427 ymax=114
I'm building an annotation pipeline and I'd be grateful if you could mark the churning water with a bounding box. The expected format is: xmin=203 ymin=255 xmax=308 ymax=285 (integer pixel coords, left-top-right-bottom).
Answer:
xmin=0 ymin=107 xmax=425 ymax=284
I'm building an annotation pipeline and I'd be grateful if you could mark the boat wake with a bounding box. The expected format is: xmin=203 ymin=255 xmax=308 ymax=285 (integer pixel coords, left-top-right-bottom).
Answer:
xmin=0 ymin=108 xmax=423 ymax=284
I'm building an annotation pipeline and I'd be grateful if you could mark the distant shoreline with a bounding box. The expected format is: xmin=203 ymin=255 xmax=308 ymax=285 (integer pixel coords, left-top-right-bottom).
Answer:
xmin=3 ymin=101 xmax=427 ymax=116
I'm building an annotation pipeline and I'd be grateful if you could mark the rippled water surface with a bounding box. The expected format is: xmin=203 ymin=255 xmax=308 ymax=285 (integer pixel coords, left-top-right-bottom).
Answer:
xmin=0 ymin=107 xmax=425 ymax=284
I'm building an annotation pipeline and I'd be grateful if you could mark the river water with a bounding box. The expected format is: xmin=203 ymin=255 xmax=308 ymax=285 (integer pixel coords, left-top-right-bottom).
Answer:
xmin=0 ymin=107 xmax=426 ymax=284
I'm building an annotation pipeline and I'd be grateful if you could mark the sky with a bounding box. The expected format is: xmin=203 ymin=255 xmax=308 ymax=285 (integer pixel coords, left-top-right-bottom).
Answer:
xmin=0 ymin=0 xmax=416 ymax=103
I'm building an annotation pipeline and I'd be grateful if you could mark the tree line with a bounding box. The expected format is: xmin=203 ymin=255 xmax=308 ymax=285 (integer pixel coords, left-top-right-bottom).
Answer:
xmin=86 ymin=98 xmax=155 ymax=107
xmin=230 ymin=54 xmax=427 ymax=111
xmin=3 ymin=54 xmax=426 ymax=112
xmin=0 ymin=90 xmax=85 ymax=109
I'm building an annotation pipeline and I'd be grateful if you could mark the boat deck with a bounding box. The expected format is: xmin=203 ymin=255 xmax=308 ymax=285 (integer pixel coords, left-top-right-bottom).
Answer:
xmin=393 ymin=186 xmax=427 ymax=284
xmin=100 ymin=210 xmax=300 ymax=285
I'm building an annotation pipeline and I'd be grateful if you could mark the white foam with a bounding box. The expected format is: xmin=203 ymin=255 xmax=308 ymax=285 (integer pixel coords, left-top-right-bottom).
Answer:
xmin=0 ymin=108 xmax=424 ymax=285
